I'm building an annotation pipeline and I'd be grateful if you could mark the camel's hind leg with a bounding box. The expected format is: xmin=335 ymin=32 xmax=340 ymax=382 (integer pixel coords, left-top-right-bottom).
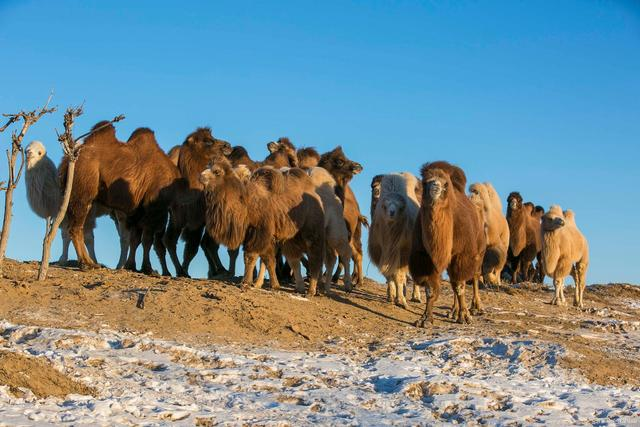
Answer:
xmin=323 ymin=248 xmax=338 ymax=295
xmin=453 ymin=281 xmax=472 ymax=324
xmin=59 ymin=224 xmax=70 ymax=264
xmin=140 ymin=227 xmax=156 ymax=275
xmin=68 ymin=204 xmax=98 ymax=270
xmin=180 ymin=226 xmax=203 ymax=277
xmin=288 ymin=257 xmax=306 ymax=295
xmin=227 ymin=248 xmax=240 ymax=277
xmin=153 ymin=229 xmax=171 ymax=276
xmin=114 ymin=213 xmax=129 ymax=269
xmin=410 ymin=275 xmax=422 ymax=303
xmin=470 ymin=275 xmax=484 ymax=315
xmin=394 ymin=271 xmax=409 ymax=309
xmin=241 ymin=251 xmax=259 ymax=288
xmin=386 ymin=278 xmax=397 ymax=304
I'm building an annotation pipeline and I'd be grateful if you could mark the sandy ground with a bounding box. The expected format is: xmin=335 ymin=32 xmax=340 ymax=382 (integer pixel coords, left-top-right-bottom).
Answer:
xmin=0 ymin=258 xmax=639 ymax=425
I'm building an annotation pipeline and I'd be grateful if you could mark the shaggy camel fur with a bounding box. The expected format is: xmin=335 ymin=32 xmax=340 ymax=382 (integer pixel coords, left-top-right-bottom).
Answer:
xmin=163 ymin=128 xmax=232 ymax=278
xmin=506 ymin=192 xmax=542 ymax=283
xmin=201 ymin=158 xmax=325 ymax=295
xmin=368 ymin=173 xmax=422 ymax=308
xmin=25 ymin=141 xmax=128 ymax=266
xmin=297 ymin=147 xmax=321 ymax=169
xmin=60 ymin=122 xmax=182 ymax=274
xmin=541 ymin=205 xmax=589 ymax=307
xmin=266 ymin=137 xmax=298 ymax=168
xmin=468 ymin=182 xmax=509 ymax=285
xmin=308 ymin=167 xmax=353 ymax=292
xmin=318 ymin=147 xmax=366 ymax=286
xmin=409 ymin=161 xmax=486 ymax=327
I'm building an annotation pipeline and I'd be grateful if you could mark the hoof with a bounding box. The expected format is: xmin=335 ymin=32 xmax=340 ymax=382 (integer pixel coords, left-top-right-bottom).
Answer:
xmin=457 ymin=313 xmax=473 ymax=324
xmin=470 ymin=307 xmax=485 ymax=316
xmin=396 ymin=301 xmax=409 ymax=310
xmin=80 ymin=262 xmax=100 ymax=271
xmin=410 ymin=297 xmax=423 ymax=303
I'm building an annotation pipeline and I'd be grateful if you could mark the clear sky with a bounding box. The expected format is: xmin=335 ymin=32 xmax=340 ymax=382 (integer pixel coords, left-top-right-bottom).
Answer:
xmin=1 ymin=1 xmax=639 ymax=285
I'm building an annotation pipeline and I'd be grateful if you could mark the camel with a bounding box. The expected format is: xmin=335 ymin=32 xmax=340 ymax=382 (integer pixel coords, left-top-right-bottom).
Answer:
xmin=318 ymin=147 xmax=366 ymax=287
xmin=162 ymin=128 xmax=232 ymax=278
xmin=468 ymin=182 xmax=509 ymax=285
xmin=308 ymin=167 xmax=353 ymax=292
xmin=409 ymin=161 xmax=486 ymax=327
xmin=60 ymin=122 xmax=183 ymax=274
xmin=297 ymin=147 xmax=321 ymax=169
xmin=368 ymin=172 xmax=422 ymax=308
xmin=25 ymin=141 xmax=128 ymax=267
xmin=541 ymin=205 xmax=589 ymax=307
xmin=506 ymin=192 xmax=542 ymax=283
xmin=201 ymin=158 xmax=325 ymax=295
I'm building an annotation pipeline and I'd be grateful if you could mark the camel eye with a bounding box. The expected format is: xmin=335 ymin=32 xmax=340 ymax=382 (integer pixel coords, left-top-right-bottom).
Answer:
xmin=38 ymin=151 xmax=42 ymax=155
xmin=335 ymin=159 xmax=344 ymax=167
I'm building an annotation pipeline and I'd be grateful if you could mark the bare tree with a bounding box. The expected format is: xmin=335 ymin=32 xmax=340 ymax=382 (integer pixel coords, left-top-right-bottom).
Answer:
xmin=37 ymin=108 xmax=125 ymax=280
xmin=0 ymin=95 xmax=56 ymax=267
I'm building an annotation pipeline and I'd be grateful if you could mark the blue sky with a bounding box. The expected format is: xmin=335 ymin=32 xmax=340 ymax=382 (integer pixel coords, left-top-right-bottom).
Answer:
xmin=1 ymin=1 xmax=638 ymax=284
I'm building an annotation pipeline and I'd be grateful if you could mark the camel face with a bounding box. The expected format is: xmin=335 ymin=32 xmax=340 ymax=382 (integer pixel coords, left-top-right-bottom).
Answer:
xmin=26 ymin=141 xmax=46 ymax=169
xmin=542 ymin=209 xmax=566 ymax=232
xmin=187 ymin=128 xmax=232 ymax=159
xmin=507 ymin=192 xmax=523 ymax=211
xmin=422 ymin=169 xmax=449 ymax=205
xmin=199 ymin=163 xmax=228 ymax=189
xmin=380 ymin=193 xmax=406 ymax=221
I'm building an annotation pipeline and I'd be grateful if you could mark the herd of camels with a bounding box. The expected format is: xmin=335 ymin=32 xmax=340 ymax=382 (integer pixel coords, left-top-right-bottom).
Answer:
xmin=24 ymin=122 xmax=589 ymax=327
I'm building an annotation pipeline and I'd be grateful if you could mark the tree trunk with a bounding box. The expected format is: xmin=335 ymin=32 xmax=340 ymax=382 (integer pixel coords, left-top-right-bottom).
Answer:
xmin=0 ymin=149 xmax=21 ymax=264
xmin=38 ymin=160 xmax=75 ymax=281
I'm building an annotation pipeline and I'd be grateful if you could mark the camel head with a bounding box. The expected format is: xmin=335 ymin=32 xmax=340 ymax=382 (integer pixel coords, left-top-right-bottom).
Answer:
xmin=265 ymin=137 xmax=298 ymax=167
xmin=319 ymin=147 xmax=363 ymax=186
xmin=185 ymin=127 xmax=233 ymax=160
xmin=541 ymin=205 xmax=566 ymax=232
xmin=233 ymin=164 xmax=252 ymax=182
xmin=378 ymin=192 xmax=407 ymax=222
xmin=507 ymin=192 xmax=523 ymax=212
xmin=534 ymin=205 xmax=545 ymax=220
xmin=25 ymin=140 xmax=46 ymax=169
xmin=370 ymin=174 xmax=384 ymax=216
xmin=421 ymin=168 xmax=451 ymax=206
xmin=199 ymin=156 xmax=235 ymax=189
xmin=468 ymin=183 xmax=488 ymax=210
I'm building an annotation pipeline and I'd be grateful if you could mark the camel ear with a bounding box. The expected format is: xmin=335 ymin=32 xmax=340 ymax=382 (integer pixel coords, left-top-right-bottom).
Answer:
xmin=267 ymin=141 xmax=279 ymax=153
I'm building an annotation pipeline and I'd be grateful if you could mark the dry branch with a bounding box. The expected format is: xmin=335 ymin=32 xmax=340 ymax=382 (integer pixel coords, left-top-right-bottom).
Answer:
xmin=37 ymin=109 xmax=125 ymax=280
xmin=0 ymin=94 xmax=57 ymax=267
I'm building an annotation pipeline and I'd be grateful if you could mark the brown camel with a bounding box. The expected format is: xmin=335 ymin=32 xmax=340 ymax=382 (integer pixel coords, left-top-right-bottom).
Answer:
xmin=506 ymin=192 xmax=542 ymax=283
xmin=201 ymin=158 xmax=325 ymax=295
xmin=162 ymin=128 xmax=232 ymax=278
xmin=60 ymin=122 xmax=183 ymax=274
xmin=409 ymin=161 xmax=486 ymax=327
xmin=318 ymin=147 xmax=366 ymax=287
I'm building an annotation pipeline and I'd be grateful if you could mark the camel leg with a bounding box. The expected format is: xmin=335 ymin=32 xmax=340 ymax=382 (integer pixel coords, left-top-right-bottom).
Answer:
xmin=59 ymin=224 xmax=70 ymax=264
xmin=394 ymin=271 xmax=408 ymax=309
xmin=331 ymin=263 xmax=343 ymax=284
xmin=180 ymin=227 xmax=202 ymax=277
xmin=289 ymin=257 xmax=306 ymax=295
xmin=387 ymin=278 xmax=396 ymax=303
xmin=511 ymin=259 xmax=520 ymax=284
xmin=69 ymin=213 xmax=98 ymax=270
xmin=84 ymin=228 xmax=97 ymax=264
xmin=124 ymin=226 xmax=141 ymax=272
xmin=415 ymin=276 xmax=440 ymax=328
xmin=264 ymin=252 xmax=280 ymax=290
xmin=559 ymin=277 xmax=566 ymax=305
xmin=115 ymin=214 xmax=129 ymax=269
xmin=306 ymin=246 xmax=323 ymax=299
xmin=323 ymin=249 xmax=338 ymax=295
xmin=470 ymin=274 xmax=484 ymax=315
xmin=337 ymin=241 xmax=352 ymax=292
xmin=139 ymin=227 xmax=156 ymax=275
xmin=162 ymin=217 xmax=185 ymax=277
xmin=353 ymin=247 xmax=364 ymax=286
xmin=551 ymin=276 xmax=566 ymax=306
xmin=153 ymin=229 xmax=171 ymax=276
xmin=201 ymin=232 xmax=228 ymax=278
xmin=410 ymin=274 xmax=422 ymax=303
xmin=242 ymin=252 xmax=259 ymax=288
xmin=253 ymin=259 xmax=266 ymax=289
xmin=227 ymin=248 xmax=240 ymax=277
xmin=448 ymin=292 xmax=459 ymax=320
xmin=453 ymin=281 xmax=472 ymax=324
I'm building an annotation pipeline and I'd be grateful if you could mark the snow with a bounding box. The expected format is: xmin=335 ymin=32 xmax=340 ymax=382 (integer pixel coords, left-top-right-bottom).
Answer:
xmin=1 ymin=320 xmax=639 ymax=426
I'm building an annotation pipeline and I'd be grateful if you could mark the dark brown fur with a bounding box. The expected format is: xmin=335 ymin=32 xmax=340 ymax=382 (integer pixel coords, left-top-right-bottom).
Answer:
xmin=162 ymin=127 xmax=232 ymax=278
xmin=202 ymin=158 xmax=325 ymax=295
xmin=409 ymin=161 xmax=486 ymax=326
xmin=60 ymin=121 xmax=182 ymax=274
xmin=319 ymin=147 xmax=365 ymax=286
xmin=506 ymin=192 xmax=543 ymax=283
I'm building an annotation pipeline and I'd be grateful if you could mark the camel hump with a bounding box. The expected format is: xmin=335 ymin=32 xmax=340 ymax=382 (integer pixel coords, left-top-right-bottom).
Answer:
xmin=85 ymin=120 xmax=116 ymax=144
xmin=251 ymin=166 xmax=286 ymax=194
xmin=420 ymin=161 xmax=467 ymax=192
